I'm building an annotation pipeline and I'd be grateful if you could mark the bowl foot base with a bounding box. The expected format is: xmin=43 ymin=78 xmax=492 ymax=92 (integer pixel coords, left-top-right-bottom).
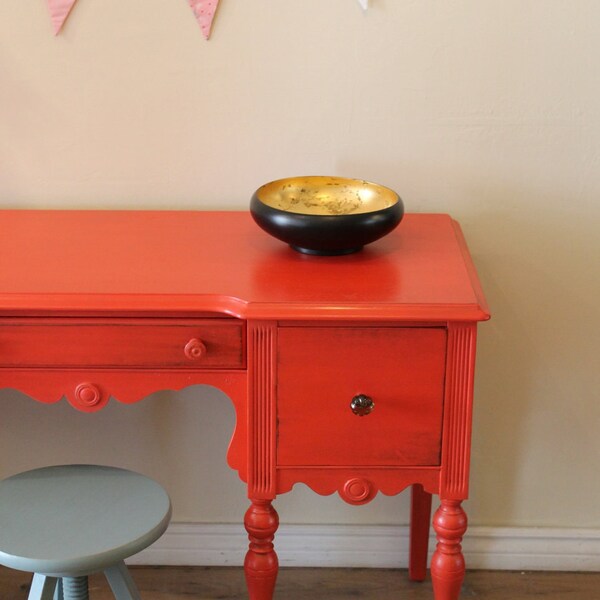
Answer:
xmin=291 ymin=245 xmax=363 ymax=256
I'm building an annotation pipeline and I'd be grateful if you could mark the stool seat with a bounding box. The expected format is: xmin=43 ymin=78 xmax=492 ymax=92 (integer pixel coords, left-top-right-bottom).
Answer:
xmin=0 ymin=465 xmax=171 ymax=578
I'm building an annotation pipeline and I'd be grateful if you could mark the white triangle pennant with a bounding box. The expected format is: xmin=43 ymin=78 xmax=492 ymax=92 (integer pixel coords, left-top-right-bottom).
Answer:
xmin=357 ymin=0 xmax=369 ymax=10
xmin=47 ymin=0 xmax=78 ymax=35
xmin=188 ymin=0 xmax=221 ymax=40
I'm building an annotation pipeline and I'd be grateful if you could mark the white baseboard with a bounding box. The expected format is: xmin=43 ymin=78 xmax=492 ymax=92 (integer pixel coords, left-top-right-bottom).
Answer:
xmin=128 ymin=523 xmax=600 ymax=572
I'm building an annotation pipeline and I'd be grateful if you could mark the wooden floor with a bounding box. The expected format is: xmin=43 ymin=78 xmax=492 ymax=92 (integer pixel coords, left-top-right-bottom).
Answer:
xmin=1 ymin=566 xmax=599 ymax=599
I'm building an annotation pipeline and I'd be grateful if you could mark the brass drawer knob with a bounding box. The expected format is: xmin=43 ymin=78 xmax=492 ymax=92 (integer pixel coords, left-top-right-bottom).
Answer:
xmin=350 ymin=394 xmax=375 ymax=416
xmin=184 ymin=338 xmax=207 ymax=360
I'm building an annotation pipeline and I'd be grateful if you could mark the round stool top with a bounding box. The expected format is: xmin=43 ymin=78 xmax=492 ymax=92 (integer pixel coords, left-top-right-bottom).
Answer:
xmin=0 ymin=464 xmax=171 ymax=577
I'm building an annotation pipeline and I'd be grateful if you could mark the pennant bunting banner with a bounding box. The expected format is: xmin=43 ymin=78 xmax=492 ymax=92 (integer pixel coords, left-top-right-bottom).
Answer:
xmin=188 ymin=0 xmax=221 ymax=40
xmin=47 ymin=0 xmax=78 ymax=35
xmin=45 ymin=1 xmax=364 ymax=39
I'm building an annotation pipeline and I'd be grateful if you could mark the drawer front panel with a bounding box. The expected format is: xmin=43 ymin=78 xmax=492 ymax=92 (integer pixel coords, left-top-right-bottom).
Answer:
xmin=277 ymin=327 xmax=446 ymax=467
xmin=0 ymin=318 xmax=245 ymax=369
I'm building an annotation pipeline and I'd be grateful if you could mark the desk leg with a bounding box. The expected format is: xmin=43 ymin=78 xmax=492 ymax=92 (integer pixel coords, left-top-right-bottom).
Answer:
xmin=431 ymin=499 xmax=467 ymax=599
xmin=244 ymin=499 xmax=279 ymax=600
xmin=409 ymin=484 xmax=432 ymax=581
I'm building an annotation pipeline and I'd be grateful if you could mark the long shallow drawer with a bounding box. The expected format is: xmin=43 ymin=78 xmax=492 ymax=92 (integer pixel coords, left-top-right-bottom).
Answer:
xmin=277 ymin=326 xmax=446 ymax=467
xmin=0 ymin=318 xmax=245 ymax=369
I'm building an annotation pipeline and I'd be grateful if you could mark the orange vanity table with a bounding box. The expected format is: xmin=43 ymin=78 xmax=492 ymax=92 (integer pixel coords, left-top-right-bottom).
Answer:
xmin=0 ymin=210 xmax=489 ymax=599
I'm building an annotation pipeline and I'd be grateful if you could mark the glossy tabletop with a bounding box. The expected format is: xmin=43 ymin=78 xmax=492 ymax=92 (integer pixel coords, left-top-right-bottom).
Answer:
xmin=0 ymin=211 xmax=488 ymax=321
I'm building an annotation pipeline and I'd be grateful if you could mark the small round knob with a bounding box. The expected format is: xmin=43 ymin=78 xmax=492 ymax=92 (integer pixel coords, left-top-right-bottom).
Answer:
xmin=184 ymin=338 xmax=207 ymax=361
xmin=341 ymin=477 xmax=374 ymax=504
xmin=74 ymin=383 xmax=102 ymax=407
xmin=350 ymin=394 xmax=375 ymax=416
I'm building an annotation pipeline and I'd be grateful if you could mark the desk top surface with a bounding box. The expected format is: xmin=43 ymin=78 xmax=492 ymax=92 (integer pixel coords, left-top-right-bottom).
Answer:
xmin=0 ymin=210 xmax=489 ymax=321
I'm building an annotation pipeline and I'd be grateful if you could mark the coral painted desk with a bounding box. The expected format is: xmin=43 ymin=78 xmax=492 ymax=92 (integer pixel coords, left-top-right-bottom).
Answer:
xmin=0 ymin=210 xmax=489 ymax=599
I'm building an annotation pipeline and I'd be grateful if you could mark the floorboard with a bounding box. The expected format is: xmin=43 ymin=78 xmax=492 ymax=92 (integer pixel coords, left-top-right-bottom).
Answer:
xmin=1 ymin=566 xmax=599 ymax=599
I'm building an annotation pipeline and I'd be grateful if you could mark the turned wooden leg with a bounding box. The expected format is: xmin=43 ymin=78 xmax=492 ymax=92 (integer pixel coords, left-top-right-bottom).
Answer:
xmin=409 ymin=484 xmax=433 ymax=581
xmin=244 ymin=499 xmax=279 ymax=600
xmin=431 ymin=499 xmax=467 ymax=599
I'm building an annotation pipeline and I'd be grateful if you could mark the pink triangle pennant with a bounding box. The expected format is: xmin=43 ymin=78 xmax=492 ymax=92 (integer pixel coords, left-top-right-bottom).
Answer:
xmin=47 ymin=0 xmax=78 ymax=35
xmin=188 ymin=0 xmax=221 ymax=40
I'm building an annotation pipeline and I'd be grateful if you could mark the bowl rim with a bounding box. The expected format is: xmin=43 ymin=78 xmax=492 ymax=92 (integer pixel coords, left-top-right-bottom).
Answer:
xmin=252 ymin=175 xmax=402 ymax=217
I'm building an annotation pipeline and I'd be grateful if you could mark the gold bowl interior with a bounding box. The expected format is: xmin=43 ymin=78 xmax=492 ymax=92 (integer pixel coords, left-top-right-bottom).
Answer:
xmin=255 ymin=176 xmax=399 ymax=216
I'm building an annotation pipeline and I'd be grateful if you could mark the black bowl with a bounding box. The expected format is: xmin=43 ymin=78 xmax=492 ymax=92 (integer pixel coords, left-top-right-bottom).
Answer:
xmin=250 ymin=176 xmax=403 ymax=255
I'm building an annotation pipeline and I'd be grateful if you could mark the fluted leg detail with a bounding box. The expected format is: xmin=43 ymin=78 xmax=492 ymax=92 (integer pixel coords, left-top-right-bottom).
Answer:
xmin=244 ymin=499 xmax=279 ymax=600
xmin=431 ymin=500 xmax=467 ymax=599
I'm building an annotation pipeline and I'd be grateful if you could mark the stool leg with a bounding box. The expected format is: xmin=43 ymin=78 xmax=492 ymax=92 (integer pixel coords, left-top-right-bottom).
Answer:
xmin=104 ymin=561 xmax=142 ymax=600
xmin=61 ymin=576 xmax=89 ymax=600
xmin=28 ymin=574 xmax=58 ymax=600
xmin=54 ymin=579 xmax=64 ymax=600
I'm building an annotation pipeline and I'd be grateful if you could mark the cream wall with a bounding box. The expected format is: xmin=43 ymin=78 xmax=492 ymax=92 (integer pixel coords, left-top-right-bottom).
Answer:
xmin=0 ymin=1 xmax=599 ymax=530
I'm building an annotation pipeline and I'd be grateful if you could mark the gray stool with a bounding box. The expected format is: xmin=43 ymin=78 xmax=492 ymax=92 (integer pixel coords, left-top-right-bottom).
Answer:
xmin=0 ymin=465 xmax=172 ymax=600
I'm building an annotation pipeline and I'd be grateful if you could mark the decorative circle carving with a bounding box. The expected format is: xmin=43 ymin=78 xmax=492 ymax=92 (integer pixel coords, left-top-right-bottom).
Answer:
xmin=341 ymin=477 xmax=374 ymax=505
xmin=74 ymin=383 xmax=102 ymax=407
xmin=184 ymin=338 xmax=207 ymax=360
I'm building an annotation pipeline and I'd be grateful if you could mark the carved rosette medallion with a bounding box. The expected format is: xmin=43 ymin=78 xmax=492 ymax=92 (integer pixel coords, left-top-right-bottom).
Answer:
xmin=340 ymin=477 xmax=375 ymax=505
